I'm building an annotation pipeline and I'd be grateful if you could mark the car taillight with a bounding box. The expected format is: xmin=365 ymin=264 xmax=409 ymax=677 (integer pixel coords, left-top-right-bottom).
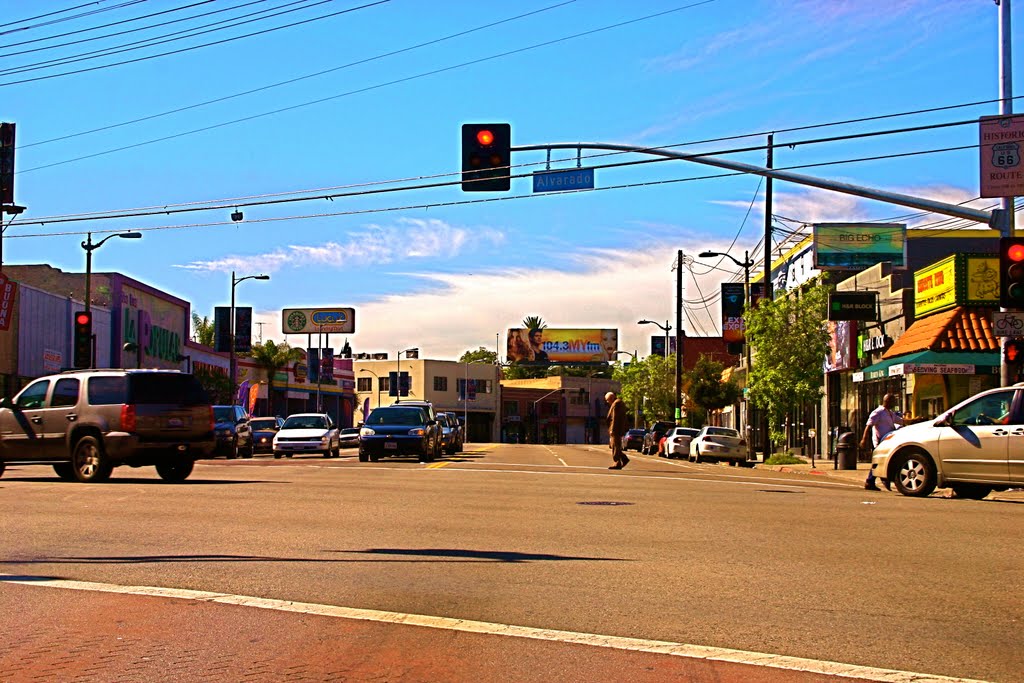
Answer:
xmin=209 ymin=407 xmax=216 ymax=432
xmin=121 ymin=404 xmax=136 ymax=432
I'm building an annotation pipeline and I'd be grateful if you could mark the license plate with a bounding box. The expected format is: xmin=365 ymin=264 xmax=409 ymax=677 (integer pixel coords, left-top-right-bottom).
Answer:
xmin=384 ymin=441 xmax=398 ymax=450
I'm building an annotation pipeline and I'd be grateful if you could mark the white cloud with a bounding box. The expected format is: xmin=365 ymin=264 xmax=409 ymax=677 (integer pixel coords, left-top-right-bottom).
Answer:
xmin=173 ymin=218 xmax=504 ymax=273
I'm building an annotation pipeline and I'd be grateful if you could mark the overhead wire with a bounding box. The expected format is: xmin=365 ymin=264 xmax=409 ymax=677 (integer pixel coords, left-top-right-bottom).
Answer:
xmin=0 ymin=1 xmax=145 ymax=38
xmin=0 ymin=0 xmax=390 ymax=86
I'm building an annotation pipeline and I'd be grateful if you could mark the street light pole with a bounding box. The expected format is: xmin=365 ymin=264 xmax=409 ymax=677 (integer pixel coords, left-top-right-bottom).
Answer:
xmin=359 ymin=368 xmax=381 ymax=414
xmin=229 ymin=271 xmax=270 ymax=401
xmin=81 ymin=230 xmax=141 ymax=367
xmin=638 ymin=319 xmax=672 ymax=357
xmin=395 ymin=348 xmax=418 ymax=403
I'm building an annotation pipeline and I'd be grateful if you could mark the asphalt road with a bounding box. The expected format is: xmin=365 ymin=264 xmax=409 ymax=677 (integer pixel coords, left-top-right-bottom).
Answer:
xmin=1 ymin=443 xmax=1020 ymax=682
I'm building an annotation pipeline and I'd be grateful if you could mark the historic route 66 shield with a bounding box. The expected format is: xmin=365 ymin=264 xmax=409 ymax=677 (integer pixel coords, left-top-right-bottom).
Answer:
xmin=992 ymin=142 xmax=1020 ymax=169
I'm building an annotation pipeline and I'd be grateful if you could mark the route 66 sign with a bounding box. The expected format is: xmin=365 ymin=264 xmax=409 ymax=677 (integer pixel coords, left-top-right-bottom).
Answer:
xmin=980 ymin=115 xmax=1024 ymax=198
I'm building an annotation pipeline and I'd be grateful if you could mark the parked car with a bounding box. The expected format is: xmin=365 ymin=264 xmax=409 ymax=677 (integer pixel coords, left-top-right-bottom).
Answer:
xmin=0 ymin=369 xmax=214 ymax=483
xmin=272 ymin=413 xmax=340 ymax=459
xmin=339 ymin=427 xmax=361 ymax=449
xmin=870 ymin=385 xmax=1023 ymax=498
xmin=213 ymin=405 xmax=253 ymax=459
xmin=689 ymin=426 xmax=747 ymax=465
xmin=250 ymin=416 xmax=284 ymax=454
xmin=359 ymin=404 xmax=441 ymax=463
xmin=663 ymin=427 xmax=701 ymax=459
xmin=440 ymin=411 xmax=464 ymax=452
xmin=642 ymin=421 xmax=676 ymax=454
xmin=624 ymin=428 xmax=646 ymax=451
xmin=437 ymin=412 xmax=464 ymax=455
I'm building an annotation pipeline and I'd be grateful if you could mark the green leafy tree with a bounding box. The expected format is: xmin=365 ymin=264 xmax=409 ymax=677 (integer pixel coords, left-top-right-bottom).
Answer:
xmin=194 ymin=366 xmax=233 ymax=404
xmin=684 ymin=355 xmax=741 ymax=428
xmin=612 ymin=353 xmax=675 ymax=425
xmin=192 ymin=312 xmax=215 ymax=346
xmin=745 ymin=282 xmax=830 ymax=448
xmin=521 ymin=315 xmax=546 ymax=331
xmin=459 ymin=347 xmax=498 ymax=364
xmin=246 ymin=340 xmax=303 ymax=415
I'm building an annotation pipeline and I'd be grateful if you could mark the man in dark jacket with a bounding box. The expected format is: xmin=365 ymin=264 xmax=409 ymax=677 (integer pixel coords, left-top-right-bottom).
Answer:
xmin=605 ymin=391 xmax=629 ymax=470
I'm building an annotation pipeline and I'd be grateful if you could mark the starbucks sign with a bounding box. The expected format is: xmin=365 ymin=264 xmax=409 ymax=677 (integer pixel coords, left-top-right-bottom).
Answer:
xmin=281 ymin=307 xmax=355 ymax=335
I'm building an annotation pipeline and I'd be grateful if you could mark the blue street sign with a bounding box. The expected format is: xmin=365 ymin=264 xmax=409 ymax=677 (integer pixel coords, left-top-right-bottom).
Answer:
xmin=532 ymin=168 xmax=595 ymax=193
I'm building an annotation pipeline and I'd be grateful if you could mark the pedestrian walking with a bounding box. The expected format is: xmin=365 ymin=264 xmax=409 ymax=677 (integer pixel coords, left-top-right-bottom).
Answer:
xmin=605 ymin=391 xmax=629 ymax=470
xmin=860 ymin=393 xmax=904 ymax=491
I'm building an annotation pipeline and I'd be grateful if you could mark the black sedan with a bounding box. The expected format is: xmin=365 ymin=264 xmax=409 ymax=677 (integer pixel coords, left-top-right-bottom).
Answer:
xmin=250 ymin=416 xmax=284 ymax=455
xmin=624 ymin=429 xmax=646 ymax=451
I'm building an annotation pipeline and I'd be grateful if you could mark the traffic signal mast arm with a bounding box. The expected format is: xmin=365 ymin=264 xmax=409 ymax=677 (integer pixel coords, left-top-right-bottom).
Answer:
xmin=511 ymin=141 xmax=1007 ymax=232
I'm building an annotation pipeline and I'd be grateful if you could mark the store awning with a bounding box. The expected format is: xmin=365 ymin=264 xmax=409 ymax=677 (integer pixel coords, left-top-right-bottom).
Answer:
xmin=854 ymin=350 xmax=999 ymax=382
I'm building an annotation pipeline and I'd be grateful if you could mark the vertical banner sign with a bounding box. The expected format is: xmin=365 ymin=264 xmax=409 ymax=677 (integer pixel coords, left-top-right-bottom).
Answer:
xmin=0 ymin=273 xmax=17 ymax=331
xmin=214 ymin=307 xmax=231 ymax=353
xmin=307 ymin=348 xmax=320 ymax=383
xmin=721 ymin=282 xmax=746 ymax=343
xmin=236 ymin=380 xmax=250 ymax=407
xmin=248 ymin=384 xmax=259 ymax=415
xmin=320 ymin=348 xmax=334 ymax=380
xmin=388 ymin=371 xmax=398 ymax=397
xmin=0 ymin=123 xmax=15 ymax=204
xmin=234 ymin=306 xmax=252 ymax=353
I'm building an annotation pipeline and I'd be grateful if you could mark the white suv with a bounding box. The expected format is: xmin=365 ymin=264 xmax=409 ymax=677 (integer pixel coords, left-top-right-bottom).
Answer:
xmin=870 ymin=385 xmax=1023 ymax=498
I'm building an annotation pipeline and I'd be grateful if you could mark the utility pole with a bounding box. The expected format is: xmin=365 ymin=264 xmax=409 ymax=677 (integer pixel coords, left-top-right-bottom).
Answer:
xmin=998 ymin=0 xmax=1017 ymax=387
xmin=675 ymin=249 xmax=683 ymax=424
xmin=761 ymin=134 xmax=774 ymax=463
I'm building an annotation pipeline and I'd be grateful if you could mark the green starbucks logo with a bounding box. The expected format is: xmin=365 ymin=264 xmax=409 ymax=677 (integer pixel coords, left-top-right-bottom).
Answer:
xmin=286 ymin=310 xmax=307 ymax=333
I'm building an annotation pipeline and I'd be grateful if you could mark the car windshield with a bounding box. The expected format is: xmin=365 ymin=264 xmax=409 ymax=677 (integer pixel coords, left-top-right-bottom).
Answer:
xmin=367 ymin=408 xmax=426 ymax=426
xmin=282 ymin=415 xmax=327 ymax=430
xmin=213 ymin=407 xmax=235 ymax=422
xmin=706 ymin=427 xmax=740 ymax=438
xmin=251 ymin=418 xmax=279 ymax=431
xmin=340 ymin=428 xmax=359 ymax=435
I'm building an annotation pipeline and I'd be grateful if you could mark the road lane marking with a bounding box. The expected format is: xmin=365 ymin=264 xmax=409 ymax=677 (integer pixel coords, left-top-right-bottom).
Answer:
xmin=0 ymin=574 xmax=986 ymax=683
xmin=426 ymin=462 xmax=450 ymax=469
xmin=542 ymin=445 xmax=568 ymax=467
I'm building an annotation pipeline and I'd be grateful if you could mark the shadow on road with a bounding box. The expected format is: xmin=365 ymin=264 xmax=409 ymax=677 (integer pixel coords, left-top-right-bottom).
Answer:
xmin=339 ymin=548 xmax=629 ymax=563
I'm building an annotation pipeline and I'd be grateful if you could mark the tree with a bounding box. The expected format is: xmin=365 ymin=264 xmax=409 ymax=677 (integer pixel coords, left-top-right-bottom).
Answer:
xmin=684 ymin=354 xmax=741 ymax=428
xmin=246 ymin=340 xmax=303 ymax=415
xmin=459 ymin=347 xmax=497 ymax=364
xmin=612 ymin=353 xmax=675 ymax=425
xmin=192 ymin=312 xmax=215 ymax=346
xmin=521 ymin=315 xmax=546 ymax=331
xmin=194 ymin=366 xmax=233 ymax=405
xmin=745 ymin=282 xmax=830 ymax=448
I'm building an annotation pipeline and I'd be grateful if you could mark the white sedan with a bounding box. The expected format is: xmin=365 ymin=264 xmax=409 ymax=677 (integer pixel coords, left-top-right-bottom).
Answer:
xmin=272 ymin=413 xmax=340 ymax=459
xmin=663 ymin=427 xmax=701 ymax=458
xmin=688 ymin=426 xmax=747 ymax=465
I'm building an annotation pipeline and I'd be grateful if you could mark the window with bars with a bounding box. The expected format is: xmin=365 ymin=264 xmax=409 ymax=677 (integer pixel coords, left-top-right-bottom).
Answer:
xmin=357 ymin=377 xmax=372 ymax=392
xmin=434 ymin=376 xmax=448 ymax=391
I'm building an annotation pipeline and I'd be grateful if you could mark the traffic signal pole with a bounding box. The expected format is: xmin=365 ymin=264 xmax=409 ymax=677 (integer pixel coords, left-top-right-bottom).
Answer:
xmin=998 ymin=0 xmax=1016 ymax=388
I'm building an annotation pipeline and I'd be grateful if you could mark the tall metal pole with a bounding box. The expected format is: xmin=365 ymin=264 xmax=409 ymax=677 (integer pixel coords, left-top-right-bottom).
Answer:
xmin=316 ymin=324 xmax=323 ymax=412
xmin=761 ymin=134 xmax=774 ymax=463
xmin=743 ymin=250 xmax=751 ymax=374
xmin=675 ymin=249 xmax=683 ymax=424
xmin=229 ymin=271 xmax=237 ymax=401
xmin=84 ymin=233 xmax=93 ymax=315
xmin=999 ymin=0 xmax=1016 ymax=387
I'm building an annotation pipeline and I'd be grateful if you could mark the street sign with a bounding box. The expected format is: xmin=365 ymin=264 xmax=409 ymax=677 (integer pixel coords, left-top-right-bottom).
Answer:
xmin=980 ymin=114 xmax=1024 ymax=198
xmin=828 ymin=291 xmax=878 ymax=321
xmin=992 ymin=311 xmax=1024 ymax=337
xmin=532 ymin=168 xmax=594 ymax=193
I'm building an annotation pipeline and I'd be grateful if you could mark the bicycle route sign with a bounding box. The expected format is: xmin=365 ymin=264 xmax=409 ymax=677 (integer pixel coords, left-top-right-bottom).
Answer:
xmin=992 ymin=311 xmax=1024 ymax=337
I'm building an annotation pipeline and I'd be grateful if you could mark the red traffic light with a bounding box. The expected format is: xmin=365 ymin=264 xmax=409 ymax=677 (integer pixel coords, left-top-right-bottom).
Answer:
xmin=1009 ymin=244 xmax=1024 ymax=262
xmin=75 ymin=312 xmax=91 ymax=326
xmin=476 ymin=129 xmax=495 ymax=146
xmin=1006 ymin=339 xmax=1024 ymax=363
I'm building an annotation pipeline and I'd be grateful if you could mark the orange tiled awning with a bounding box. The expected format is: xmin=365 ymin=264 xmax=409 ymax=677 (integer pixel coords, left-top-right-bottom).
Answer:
xmin=882 ymin=307 xmax=997 ymax=359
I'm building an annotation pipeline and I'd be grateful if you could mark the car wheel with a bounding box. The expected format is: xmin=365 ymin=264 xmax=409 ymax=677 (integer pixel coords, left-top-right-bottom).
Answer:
xmin=951 ymin=483 xmax=992 ymax=500
xmin=273 ymin=451 xmax=282 ymax=459
xmin=53 ymin=463 xmax=75 ymax=481
xmin=693 ymin=448 xmax=702 ymax=464
xmin=156 ymin=459 xmax=194 ymax=483
xmin=358 ymin=451 xmax=369 ymax=462
xmin=0 ymin=462 xmax=4 ymax=478
xmin=72 ymin=436 xmax=112 ymax=483
xmin=227 ymin=440 xmax=238 ymax=460
xmin=891 ymin=449 xmax=937 ymax=497
xmin=369 ymin=452 xmax=380 ymax=462
xmin=243 ymin=442 xmax=254 ymax=459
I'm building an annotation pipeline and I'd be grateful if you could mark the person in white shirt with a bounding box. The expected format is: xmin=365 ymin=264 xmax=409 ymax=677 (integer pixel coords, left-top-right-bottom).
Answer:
xmin=860 ymin=393 xmax=904 ymax=491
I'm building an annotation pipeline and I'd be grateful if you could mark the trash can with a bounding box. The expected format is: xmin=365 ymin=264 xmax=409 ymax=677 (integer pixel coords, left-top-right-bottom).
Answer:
xmin=835 ymin=431 xmax=858 ymax=470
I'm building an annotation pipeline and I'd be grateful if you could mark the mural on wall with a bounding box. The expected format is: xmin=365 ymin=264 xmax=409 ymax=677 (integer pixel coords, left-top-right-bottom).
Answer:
xmin=120 ymin=285 xmax=185 ymax=368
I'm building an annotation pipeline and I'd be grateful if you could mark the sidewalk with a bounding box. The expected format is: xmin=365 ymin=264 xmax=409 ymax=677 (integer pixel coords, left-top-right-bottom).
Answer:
xmin=754 ymin=457 xmax=872 ymax=486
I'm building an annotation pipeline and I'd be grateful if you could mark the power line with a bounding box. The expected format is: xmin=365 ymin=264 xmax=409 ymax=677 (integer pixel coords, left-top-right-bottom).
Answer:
xmin=19 ymin=0 xmax=577 ymax=150
xmin=0 ymin=1 xmax=145 ymax=38
xmin=0 ymin=1 xmax=389 ymax=86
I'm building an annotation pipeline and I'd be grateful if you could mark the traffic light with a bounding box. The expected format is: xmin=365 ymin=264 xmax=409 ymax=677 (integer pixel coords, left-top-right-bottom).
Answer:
xmin=999 ymin=237 xmax=1024 ymax=308
xmin=73 ymin=311 xmax=92 ymax=369
xmin=461 ymin=123 xmax=511 ymax=192
xmin=1005 ymin=338 xmax=1024 ymax=364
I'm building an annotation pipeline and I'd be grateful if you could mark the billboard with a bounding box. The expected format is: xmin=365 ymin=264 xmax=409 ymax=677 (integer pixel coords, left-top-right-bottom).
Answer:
xmin=915 ymin=254 xmax=999 ymax=317
xmin=824 ymin=321 xmax=857 ymax=373
xmin=507 ymin=328 xmax=618 ymax=364
xmin=812 ymin=223 xmax=906 ymax=270
xmin=721 ymin=282 xmax=746 ymax=343
xmin=282 ymin=307 xmax=355 ymax=335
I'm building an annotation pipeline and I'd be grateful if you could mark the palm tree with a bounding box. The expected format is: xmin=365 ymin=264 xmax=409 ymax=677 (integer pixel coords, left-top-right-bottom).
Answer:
xmin=247 ymin=340 xmax=302 ymax=415
xmin=192 ymin=312 xmax=215 ymax=346
xmin=521 ymin=315 xmax=547 ymax=331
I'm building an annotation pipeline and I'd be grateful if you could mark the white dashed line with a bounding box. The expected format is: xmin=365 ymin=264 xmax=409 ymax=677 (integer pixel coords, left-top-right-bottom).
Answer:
xmin=0 ymin=574 xmax=986 ymax=683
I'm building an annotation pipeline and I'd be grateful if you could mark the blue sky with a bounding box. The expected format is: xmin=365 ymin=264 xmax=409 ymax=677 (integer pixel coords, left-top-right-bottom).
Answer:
xmin=3 ymin=0 xmax=1020 ymax=359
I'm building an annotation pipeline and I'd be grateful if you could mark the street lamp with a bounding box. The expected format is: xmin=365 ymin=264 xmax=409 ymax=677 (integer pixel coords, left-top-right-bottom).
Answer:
xmin=395 ymin=347 xmax=418 ymax=403
xmin=229 ymin=271 xmax=270 ymax=401
xmin=359 ymin=368 xmax=382 ymax=412
xmin=638 ymin=319 xmax=671 ymax=358
xmin=81 ymin=230 xmax=141 ymax=368
xmin=532 ymin=387 xmax=565 ymax=444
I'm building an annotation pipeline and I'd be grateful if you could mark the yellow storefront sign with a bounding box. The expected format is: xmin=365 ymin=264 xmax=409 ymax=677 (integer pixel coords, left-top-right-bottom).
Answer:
xmin=914 ymin=254 xmax=1000 ymax=317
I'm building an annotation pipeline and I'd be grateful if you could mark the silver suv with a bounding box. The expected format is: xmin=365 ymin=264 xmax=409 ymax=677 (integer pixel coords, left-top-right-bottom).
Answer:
xmin=0 ymin=369 xmax=215 ymax=483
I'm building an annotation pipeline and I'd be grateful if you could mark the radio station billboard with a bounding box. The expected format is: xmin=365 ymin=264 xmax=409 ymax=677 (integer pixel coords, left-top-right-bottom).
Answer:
xmin=282 ymin=307 xmax=355 ymax=335
xmin=507 ymin=328 xmax=618 ymax=364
